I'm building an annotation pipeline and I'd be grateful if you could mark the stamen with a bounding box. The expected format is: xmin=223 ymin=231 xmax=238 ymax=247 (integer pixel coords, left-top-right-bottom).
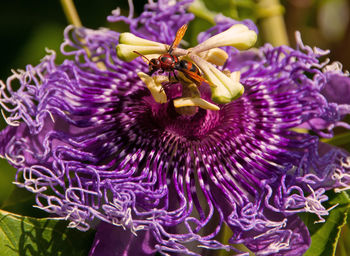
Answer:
xmin=173 ymin=97 xmax=220 ymax=111
xmin=137 ymin=72 xmax=167 ymax=103
xmin=191 ymin=24 xmax=257 ymax=54
xmin=117 ymin=24 xmax=256 ymax=63
xmin=117 ymin=33 xmax=169 ymax=61
xmin=189 ymin=53 xmax=244 ymax=103
xmin=196 ymin=48 xmax=228 ymax=66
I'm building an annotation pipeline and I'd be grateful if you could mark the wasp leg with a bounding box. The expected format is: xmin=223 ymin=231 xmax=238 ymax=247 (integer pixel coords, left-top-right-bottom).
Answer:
xmin=159 ymin=84 xmax=165 ymax=93
xmin=172 ymin=70 xmax=179 ymax=81
xmin=168 ymin=72 xmax=172 ymax=82
xmin=149 ymin=69 xmax=156 ymax=76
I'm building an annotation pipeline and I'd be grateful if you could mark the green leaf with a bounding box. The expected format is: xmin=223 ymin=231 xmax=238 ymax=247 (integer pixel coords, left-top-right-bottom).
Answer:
xmin=336 ymin=194 xmax=350 ymax=256
xmin=301 ymin=191 xmax=350 ymax=256
xmin=321 ymin=132 xmax=350 ymax=147
xmin=335 ymin=224 xmax=350 ymax=256
xmin=1 ymin=187 xmax=49 ymax=218
xmin=0 ymin=159 xmax=16 ymax=205
xmin=0 ymin=209 xmax=95 ymax=256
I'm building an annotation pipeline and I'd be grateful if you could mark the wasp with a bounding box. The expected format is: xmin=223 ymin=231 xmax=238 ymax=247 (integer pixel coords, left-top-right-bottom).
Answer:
xmin=134 ymin=24 xmax=208 ymax=87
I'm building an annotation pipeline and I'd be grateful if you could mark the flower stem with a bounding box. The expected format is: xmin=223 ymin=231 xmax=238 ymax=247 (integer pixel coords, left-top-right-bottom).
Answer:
xmin=229 ymin=0 xmax=239 ymax=20
xmin=60 ymin=0 xmax=82 ymax=27
xmin=188 ymin=0 xmax=216 ymax=24
xmin=60 ymin=0 xmax=106 ymax=70
xmin=257 ymin=0 xmax=289 ymax=46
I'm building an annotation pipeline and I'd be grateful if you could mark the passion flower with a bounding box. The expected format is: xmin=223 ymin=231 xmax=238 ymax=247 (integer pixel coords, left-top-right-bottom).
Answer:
xmin=0 ymin=1 xmax=349 ymax=255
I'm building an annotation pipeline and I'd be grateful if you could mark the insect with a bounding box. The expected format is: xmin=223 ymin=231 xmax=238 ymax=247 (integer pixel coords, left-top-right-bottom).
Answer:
xmin=133 ymin=24 xmax=208 ymax=86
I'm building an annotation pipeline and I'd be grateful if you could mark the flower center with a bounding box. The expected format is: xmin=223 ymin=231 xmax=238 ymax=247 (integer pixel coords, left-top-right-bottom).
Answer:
xmin=151 ymin=100 xmax=221 ymax=140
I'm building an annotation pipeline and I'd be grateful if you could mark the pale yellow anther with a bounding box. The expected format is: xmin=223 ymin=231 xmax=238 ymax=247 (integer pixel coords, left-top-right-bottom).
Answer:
xmin=229 ymin=71 xmax=241 ymax=83
xmin=196 ymin=48 xmax=228 ymax=66
xmin=174 ymin=97 xmax=220 ymax=111
xmin=191 ymin=24 xmax=257 ymax=54
xmin=119 ymin=32 xmax=165 ymax=46
xmin=189 ymin=53 xmax=244 ymax=104
xmin=137 ymin=72 xmax=167 ymax=103
xmin=117 ymin=33 xmax=168 ymax=61
xmin=117 ymin=45 xmax=167 ymax=62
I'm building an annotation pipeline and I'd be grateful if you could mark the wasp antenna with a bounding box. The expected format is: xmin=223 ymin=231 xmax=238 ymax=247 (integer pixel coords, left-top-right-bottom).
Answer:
xmin=133 ymin=51 xmax=150 ymax=63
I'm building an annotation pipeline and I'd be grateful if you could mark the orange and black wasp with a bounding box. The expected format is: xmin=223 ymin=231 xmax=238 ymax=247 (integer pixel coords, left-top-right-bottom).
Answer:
xmin=134 ymin=24 xmax=208 ymax=86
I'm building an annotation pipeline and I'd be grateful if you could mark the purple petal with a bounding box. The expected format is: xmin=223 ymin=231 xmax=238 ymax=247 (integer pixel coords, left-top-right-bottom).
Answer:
xmin=89 ymin=222 xmax=157 ymax=256
xmin=322 ymin=72 xmax=350 ymax=105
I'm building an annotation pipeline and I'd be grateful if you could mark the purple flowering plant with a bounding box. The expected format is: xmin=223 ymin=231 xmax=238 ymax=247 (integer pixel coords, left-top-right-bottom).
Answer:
xmin=1 ymin=0 xmax=350 ymax=255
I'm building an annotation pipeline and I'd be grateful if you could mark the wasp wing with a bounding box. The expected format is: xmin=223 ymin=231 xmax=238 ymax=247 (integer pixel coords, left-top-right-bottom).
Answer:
xmin=179 ymin=69 xmax=216 ymax=88
xmin=168 ymin=24 xmax=188 ymax=54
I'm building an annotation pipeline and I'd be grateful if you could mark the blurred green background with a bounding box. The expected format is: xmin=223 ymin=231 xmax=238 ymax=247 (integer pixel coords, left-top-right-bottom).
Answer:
xmin=0 ymin=0 xmax=145 ymax=210
xmin=0 ymin=0 xmax=349 ymax=209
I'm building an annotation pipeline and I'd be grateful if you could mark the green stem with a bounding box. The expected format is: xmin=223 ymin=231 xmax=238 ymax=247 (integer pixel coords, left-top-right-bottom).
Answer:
xmin=257 ymin=0 xmax=289 ymax=46
xmin=188 ymin=0 xmax=216 ymax=25
xmin=59 ymin=0 xmax=106 ymax=70
xmin=60 ymin=0 xmax=82 ymax=27
xmin=229 ymin=0 xmax=239 ymax=20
